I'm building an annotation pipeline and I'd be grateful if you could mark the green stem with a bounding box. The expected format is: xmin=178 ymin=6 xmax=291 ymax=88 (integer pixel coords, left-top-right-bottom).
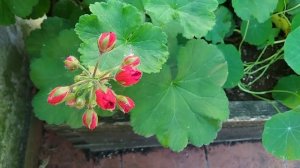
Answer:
xmin=78 ymin=64 xmax=91 ymax=76
xmin=252 ymin=94 xmax=281 ymax=113
xmin=239 ymin=20 xmax=250 ymax=52
xmin=244 ymin=45 xmax=268 ymax=73
xmin=273 ymin=39 xmax=286 ymax=44
xmin=275 ymin=3 xmax=300 ymax=15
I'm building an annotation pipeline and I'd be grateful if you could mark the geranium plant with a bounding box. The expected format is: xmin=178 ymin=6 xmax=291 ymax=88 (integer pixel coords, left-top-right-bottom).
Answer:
xmin=2 ymin=0 xmax=300 ymax=160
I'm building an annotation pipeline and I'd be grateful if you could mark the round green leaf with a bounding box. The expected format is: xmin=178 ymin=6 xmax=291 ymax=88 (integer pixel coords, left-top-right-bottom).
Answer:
xmin=123 ymin=40 xmax=229 ymax=151
xmin=25 ymin=17 xmax=72 ymax=59
xmin=241 ymin=18 xmax=273 ymax=46
xmin=75 ymin=0 xmax=168 ymax=73
xmin=263 ymin=110 xmax=300 ymax=160
xmin=218 ymin=0 xmax=226 ymax=4
xmin=217 ymin=44 xmax=243 ymax=88
xmin=272 ymin=75 xmax=300 ymax=109
xmin=232 ymin=0 xmax=278 ymax=23
xmin=287 ymin=0 xmax=300 ymax=15
xmin=30 ymin=29 xmax=81 ymax=90
xmin=205 ymin=6 xmax=234 ymax=44
xmin=31 ymin=29 xmax=84 ymax=127
xmin=143 ymin=0 xmax=218 ymax=39
xmin=28 ymin=0 xmax=50 ymax=19
xmin=284 ymin=27 xmax=300 ymax=74
xmin=53 ymin=0 xmax=85 ymax=25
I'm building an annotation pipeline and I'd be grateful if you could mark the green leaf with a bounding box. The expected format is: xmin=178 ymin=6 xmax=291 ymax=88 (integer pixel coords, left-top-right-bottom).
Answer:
xmin=25 ymin=17 xmax=72 ymax=59
xmin=291 ymin=14 xmax=300 ymax=31
xmin=263 ymin=110 xmax=300 ymax=160
xmin=232 ymin=0 xmax=278 ymax=23
xmin=218 ymin=0 xmax=226 ymax=4
xmin=143 ymin=0 xmax=218 ymax=38
xmin=28 ymin=0 xmax=50 ymax=19
xmin=205 ymin=6 xmax=233 ymax=44
xmin=53 ymin=0 xmax=85 ymax=25
xmin=124 ymin=40 xmax=229 ymax=151
xmin=241 ymin=18 xmax=273 ymax=46
xmin=272 ymin=75 xmax=300 ymax=109
xmin=0 ymin=0 xmax=39 ymax=25
xmin=121 ymin=0 xmax=145 ymax=12
xmin=287 ymin=0 xmax=300 ymax=15
xmin=31 ymin=29 xmax=83 ymax=127
xmin=75 ymin=0 xmax=168 ymax=73
xmin=33 ymin=90 xmax=84 ymax=128
xmin=284 ymin=27 xmax=300 ymax=74
xmin=217 ymin=44 xmax=243 ymax=88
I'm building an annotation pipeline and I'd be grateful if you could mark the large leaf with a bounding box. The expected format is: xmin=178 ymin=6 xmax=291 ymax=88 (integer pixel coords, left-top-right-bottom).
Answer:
xmin=217 ymin=44 xmax=243 ymax=88
xmin=143 ymin=0 xmax=218 ymax=39
xmin=232 ymin=0 xmax=278 ymax=23
xmin=75 ymin=0 xmax=168 ymax=73
xmin=205 ymin=6 xmax=234 ymax=44
xmin=123 ymin=40 xmax=229 ymax=151
xmin=28 ymin=0 xmax=50 ymax=19
xmin=291 ymin=14 xmax=300 ymax=31
xmin=30 ymin=29 xmax=84 ymax=127
xmin=272 ymin=75 xmax=300 ymax=109
xmin=25 ymin=17 xmax=72 ymax=59
xmin=241 ymin=18 xmax=274 ymax=46
xmin=287 ymin=0 xmax=300 ymax=15
xmin=53 ymin=0 xmax=85 ymax=25
xmin=263 ymin=110 xmax=300 ymax=160
xmin=284 ymin=27 xmax=300 ymax=74
xmin=0 ymin=0 xmax=39 ymax=25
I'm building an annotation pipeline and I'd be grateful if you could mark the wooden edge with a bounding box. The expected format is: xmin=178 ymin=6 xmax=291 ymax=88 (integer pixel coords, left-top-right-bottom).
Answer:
xmin=24 ymin=114 xmax=43 ymax=168
xmin=44 ymin=101 xmax=288 ymax=152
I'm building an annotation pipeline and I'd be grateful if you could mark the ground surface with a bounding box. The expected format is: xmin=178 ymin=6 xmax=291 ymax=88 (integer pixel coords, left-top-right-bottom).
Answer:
xmin=39 ymin=130 xmax=300 ymax=168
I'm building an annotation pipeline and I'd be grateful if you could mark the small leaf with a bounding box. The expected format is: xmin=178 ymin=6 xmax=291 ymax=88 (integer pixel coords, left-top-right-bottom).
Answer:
xmin=217 ymin=44 xmax=243 ymax=88
xmin=263 ymin=110 xmax=300 ymax=160
xmin=143 ymin=0 xmax=218 ymax=38
xmin=241 ymin=18 xmax=273 ymax=46
xmin=123 ymin=40 xmax=229 ymax=151
xmin=28 ymin=0 xmax=50 ymax=19
xmin=53 ymin=0 xmax=85 ymax=25
xmin=0 ymin=0 xmax=39 ymax=25
xmin=75 ymin=0 xmax=168 ymax=73
xmin=272 ymin=75 xmax=300 ymax=109
xmin=232 ymin=0 xmax=278 ymax=23
xmin=284 ymin=27 xmax=300 ymax=74
xmin=205 ymin=6 xmax=234 ymax=44
xmin=25 ymin=17 xmax=72 ymax=59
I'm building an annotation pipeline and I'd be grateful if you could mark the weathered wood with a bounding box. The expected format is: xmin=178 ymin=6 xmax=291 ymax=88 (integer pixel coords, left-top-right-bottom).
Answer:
xmin=45 ymin=101 xmax=288 ymax=152
xmin=24 ymin=115 xmax=43 ymax=168
xmin=0 ymin=24 xmax=32 ymax=167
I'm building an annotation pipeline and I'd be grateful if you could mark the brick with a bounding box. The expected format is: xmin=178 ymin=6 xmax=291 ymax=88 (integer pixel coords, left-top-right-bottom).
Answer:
xmin=206 ymin=142 xmax=300 ymax=168
xmin=122 ymin=147 xmax=206 ymax=168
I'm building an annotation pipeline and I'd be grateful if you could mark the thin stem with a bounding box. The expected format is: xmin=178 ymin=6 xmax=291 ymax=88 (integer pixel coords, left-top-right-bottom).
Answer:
xmin=273 ymin=39 xmax=285 ymax=44
xmin=275 ymin=3 xmax=300 ymax=15
xmin=239 ymin=20 xmax=250 ymax=52
xmin=238 ymin=82 xmax=300 ymax=98
xmin=244 ymin=45 xmax=268 ymax=73
xmin=69 ymin=80 xmax=89 ymax=90
xmin=92 ymin=60 xmax=100 ymax=77
xmin=88 ymin=85 xmax=95 ymax=109
xmin=252 ymin=94 xmax=281 ymax=113
xmin=78 ymin=64 xmax=91 ymax=75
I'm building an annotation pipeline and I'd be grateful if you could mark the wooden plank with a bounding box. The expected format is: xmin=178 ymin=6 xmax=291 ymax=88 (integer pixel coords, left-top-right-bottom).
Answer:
xmin=45 ymin=101 xmax=288 ymax=152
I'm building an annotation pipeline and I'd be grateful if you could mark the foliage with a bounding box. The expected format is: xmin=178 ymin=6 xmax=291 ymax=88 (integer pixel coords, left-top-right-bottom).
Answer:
xmin=3 ymin=0 xmax=300 ymax=157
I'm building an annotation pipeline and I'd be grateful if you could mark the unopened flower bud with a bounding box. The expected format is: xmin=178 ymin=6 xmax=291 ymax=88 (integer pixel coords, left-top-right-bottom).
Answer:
xmin=82 ymin=109 xmax=98 ymax=130
xmin=116 ymin=95 xmax=135 ymax=113
xmin=64 ymin=56 xmax=79 ymax=71
xmin=95 ymin=87 xmax=116 ymax=111
xmin=122 ymin=55 xmax=140 ymax=67
xmin=115 ymin=66 xmax=142 ymax=86
xmin=47 ymin=86 xmax=69 ymax=105
xmin=75 ymin=96 xmax=86 ymax=109
xmin=98 ymin=32 xmax=116 ymax=54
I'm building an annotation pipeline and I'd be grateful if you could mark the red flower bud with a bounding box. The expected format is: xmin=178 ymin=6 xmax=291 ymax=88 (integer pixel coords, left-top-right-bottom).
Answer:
xmin=116 ymin=95 xmax=135 ymax=113
xmin=82 ymin=109 xmax=98 ymax=130
xmin=47 ymin=86 xmax=69 ymax=105
xmin=98 ymin=32 xmax=116 ymax=53
xmin=115 ymin=66 xmax=142 ymax=86
xmin=64 ymin=56 xmax=79 ymax=71
xmin=122 ymin=55 xmax=140 ymax=67
xmin=95 ymin=88 xmax=116 ymax=111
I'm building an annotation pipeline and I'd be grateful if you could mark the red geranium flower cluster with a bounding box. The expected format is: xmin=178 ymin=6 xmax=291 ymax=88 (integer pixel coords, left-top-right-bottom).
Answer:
xmin=47 ymin=32 xmax=142 ymax=130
